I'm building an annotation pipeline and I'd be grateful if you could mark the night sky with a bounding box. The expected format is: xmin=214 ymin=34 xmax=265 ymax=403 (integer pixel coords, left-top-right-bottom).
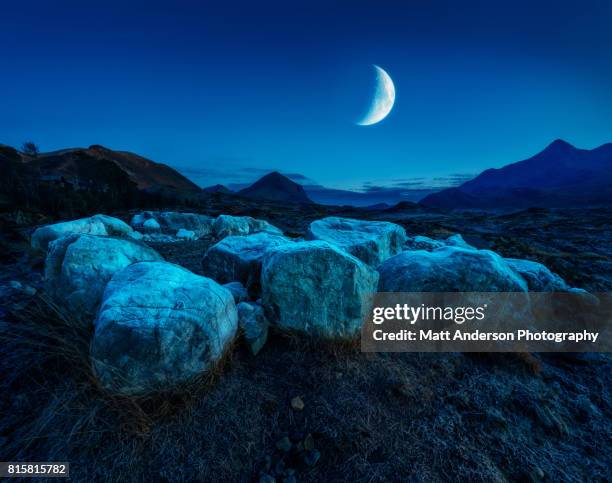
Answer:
xmin=2 ymin=0 xmax=612 ymax=192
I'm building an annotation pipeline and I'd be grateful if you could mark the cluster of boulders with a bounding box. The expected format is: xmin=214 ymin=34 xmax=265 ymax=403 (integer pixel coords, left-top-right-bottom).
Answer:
xmin=31 ymin=212 xmax=586 ymax=395
xmin=127 ymin=211 xmax=282 ymax=243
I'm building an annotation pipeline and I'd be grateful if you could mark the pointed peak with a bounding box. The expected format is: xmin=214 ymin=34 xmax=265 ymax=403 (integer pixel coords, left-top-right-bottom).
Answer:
xmin=545 ymin=139 xmax=575 ymax=151
xmin=261 ymin=171 xmax=285 ymax=179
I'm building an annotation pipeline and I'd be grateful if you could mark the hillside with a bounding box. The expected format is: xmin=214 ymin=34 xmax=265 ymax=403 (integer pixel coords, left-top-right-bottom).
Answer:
xmin=0 ymin=143 xmax=203 ymax=219
xmin=421 ymin=139 xmax=612 ymax=210
xmin=34 ymin=145 xmax=201 ymax=193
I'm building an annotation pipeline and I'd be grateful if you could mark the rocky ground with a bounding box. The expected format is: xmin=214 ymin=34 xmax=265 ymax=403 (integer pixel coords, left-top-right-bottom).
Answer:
xmin=0 ymin=202 xmax=611 ymax=481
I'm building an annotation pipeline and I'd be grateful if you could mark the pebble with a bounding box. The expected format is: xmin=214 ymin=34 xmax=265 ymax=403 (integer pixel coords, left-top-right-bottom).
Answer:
xmin=303 ymin=449 xmax=320 ymax=467
xmin=276 ymin=436 xmax=292 ymax=452
xmin=291 ymin=396 xmax=304 ymax=411
xmin=303 ymin=433 xmax=315 ymax=451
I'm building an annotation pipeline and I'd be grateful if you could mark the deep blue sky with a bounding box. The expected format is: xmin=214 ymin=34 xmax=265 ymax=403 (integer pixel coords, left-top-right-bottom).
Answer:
xmin=2 ymin=0 xmax=612 ymax=191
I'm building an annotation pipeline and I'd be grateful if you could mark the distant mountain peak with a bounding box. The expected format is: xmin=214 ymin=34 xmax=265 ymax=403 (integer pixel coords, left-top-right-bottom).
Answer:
xmin=258 ymin=171 xmax=286 ymax=182
xmin=239 ymin=171 xmax=313 ymax=204
xmin=203 ymin=184 xmax=231 ymax=193
xmin=542 ymin=138 xmax=576 ymax=154
xmin=421 ymin=139 xmax=612 ymax=210
xmin=548 ymin=138 xmax=574 ymax=148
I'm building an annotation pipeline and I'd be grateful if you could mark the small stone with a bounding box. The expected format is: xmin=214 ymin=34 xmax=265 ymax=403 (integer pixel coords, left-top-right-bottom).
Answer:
xmin=176 ymin=228 xmax=197 ymax=240
xmin=237 ymin=302 xmax=269 ymax=355
xmin=283 ymin=476 xmax=296 ymax=483
xmin=276 ymin=436 xmax=292 ymax=452
xmin=303 ymin=449 xmax=320 ymax=467
xmin=303 ymin=433 xmax=315 ymax=451
xmin=142 ymin=218 xmax=161 ymax=233
xmin=530 ymin=466 xmax=545 ymax=480
xmin=291 ymin=396 xmax=304 ymax=411
xmin=259 ymin=474 xmax=275 ymax=483
xmin=274 ymin=459 xmax=286 ymax=476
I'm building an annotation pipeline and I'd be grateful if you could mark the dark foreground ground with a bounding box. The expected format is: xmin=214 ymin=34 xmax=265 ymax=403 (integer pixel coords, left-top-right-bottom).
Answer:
xmin=1 ymin=203 xmax=611 ymax=482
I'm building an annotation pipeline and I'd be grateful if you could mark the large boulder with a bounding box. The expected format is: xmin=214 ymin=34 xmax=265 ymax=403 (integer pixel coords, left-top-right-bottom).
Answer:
xmin=306 ymin=217 xmax=406 ymax=267
xmin=505 ymin=258 xmax=569 ymax=291
xmin=130 ymin=211 xmax=214 ymax=238
xmin=91 ymin=261 xmax=238 ymax=395
xmin=261 ymin=241 xmax=379 ymax=338
xmin=378 ymin=247 xmax=528 ymax=292
xmin=45 ymin=234 xmax=162 ymax=316
xmin=31 ymin=214 xmax=133 ymax=252
xmin=212 ymin=215 xmax=283 ymax=240
xmin=202 ymin=232 xmax=290 ymax=296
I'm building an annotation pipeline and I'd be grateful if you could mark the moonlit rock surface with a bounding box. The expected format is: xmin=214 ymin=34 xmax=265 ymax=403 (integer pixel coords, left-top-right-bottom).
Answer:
xmin=237 ymin=301 xmax=269 ymax=355
xmin=445 ymin=234 xmax=476 ymax=250
xmin=202 ymin=232 xmax=290 ymax=296
xmin=91 ymin=261 xmax=238 ymax=395
xmin=306 ymin=217 xmax=406 ymax=267
xmin=176 ymin=228 xmax=197 ymax=240
xmin=505 ymin=258 xmax=570 ymax=291
xmin=45 ymin=234 xmax=162 ymax=316
xmin=223 ymin=281 xmax=249 ymax=303
xmin=130 ymin=211 xmax=214 ymax=237
xmin=31 ymin=214 xmax=133 ymax=252
xmin=212 ymin=215 xmax=283 ymax=240
xmin=378 ymin=247 xmax=528 ymax=292
xmin=404 ymin=235 xmax=446 ymax=251
xmin=261 ymin=241 xmax=379 ymax=338
xmin=142 ymin=218 xmax=161 ymax=233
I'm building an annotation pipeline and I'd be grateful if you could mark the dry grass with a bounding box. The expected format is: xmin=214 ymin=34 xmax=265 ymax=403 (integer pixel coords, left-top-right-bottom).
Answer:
xmin=1 ymin=295 xmax=611 ymax=481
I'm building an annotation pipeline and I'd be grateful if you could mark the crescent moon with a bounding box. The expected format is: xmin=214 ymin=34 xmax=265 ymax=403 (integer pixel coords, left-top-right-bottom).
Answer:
xmin=356 ymin=65 xmax=396 ymax=126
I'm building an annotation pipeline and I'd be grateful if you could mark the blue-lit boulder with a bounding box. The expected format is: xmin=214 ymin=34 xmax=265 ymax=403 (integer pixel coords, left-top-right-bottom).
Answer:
xmin=130 ymin=211 xmax=214 ymax=238
xmin=505 ymin=258 xmax=569 ymax=291
xmin=91 ymin=261 xmax=238 ymax=395
xmin=404 ymin=235 xmax=446 ymax=251
xmin=45 ymin=234 xmax=162 ymax=317
xmin=212 ymin=215 xmax=283 ymax=240
xmin=261 ymin=241 xmax=379 ymax=338
xmin=306 ymin=217 xmax=406 ymax=267
xmin=378 ymin=246 xmax=528 ymax=292
xmin=202 ymin=232 xmax=290 ymax=296
xmin=31 ymin=214 xmax=133 ymax=252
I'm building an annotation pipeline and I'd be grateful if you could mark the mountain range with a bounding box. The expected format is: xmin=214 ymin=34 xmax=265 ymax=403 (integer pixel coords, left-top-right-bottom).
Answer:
xmin=3 ymin=139 xmax=611 ymax=211
xmin=420 ymin=139 xmax=612 ymax=210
